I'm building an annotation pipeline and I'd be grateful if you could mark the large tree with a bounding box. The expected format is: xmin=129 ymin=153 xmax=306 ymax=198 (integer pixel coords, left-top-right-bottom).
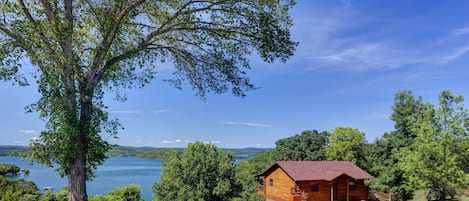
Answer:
xmin=153 ymin=142 xmax=240 ymax=201
xmin=273 ymin=130 xmax=329 ymax=161
xmin=399 ymin=90 xmax=469 ymax=201
xmin=326 ymin=126 xmax=365 ymax=165
xmin=0 ymin=1 xmax=297 ymax=200
xmin=367 ymin=90 xmax=420 ymax=201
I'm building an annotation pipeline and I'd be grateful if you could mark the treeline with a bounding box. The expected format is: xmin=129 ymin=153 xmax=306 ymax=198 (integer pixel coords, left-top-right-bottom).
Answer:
xmin=234 ymin=89 xmax=469 ymax=201
xmin=1 ymin=145 xmax=270 ymax=160
xmin=0 ymin=145 xmax=28 ymax=156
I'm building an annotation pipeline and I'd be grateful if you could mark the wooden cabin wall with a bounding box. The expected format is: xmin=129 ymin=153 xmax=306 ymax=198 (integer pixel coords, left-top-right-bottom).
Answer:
xmin=334 ymin=175 xmax=349 ymax=201
xmin=265 ymin=168 xmax=296 ymax=201
xmin=296 ymin=181 xmax=331 ymax=201
xmin=349 ymin=180 xmax=368 ymax=201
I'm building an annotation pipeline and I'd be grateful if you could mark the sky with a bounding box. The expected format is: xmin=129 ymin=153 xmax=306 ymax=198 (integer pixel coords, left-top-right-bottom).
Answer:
xmin=1 ymin=0 xmax=469 ymax=148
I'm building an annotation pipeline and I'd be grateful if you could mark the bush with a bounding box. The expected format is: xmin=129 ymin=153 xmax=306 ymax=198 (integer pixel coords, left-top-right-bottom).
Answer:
xmin=0 ymin=177 xmax=41 ymax=201
xmin=0 ymin=163 xmax=20 ymax=176
xmin=107 ymin=185 xmax=143 ymax=201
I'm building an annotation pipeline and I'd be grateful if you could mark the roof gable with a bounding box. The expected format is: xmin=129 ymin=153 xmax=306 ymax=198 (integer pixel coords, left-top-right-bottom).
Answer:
xmin=258 ymin=161 xmax=373 ymax=181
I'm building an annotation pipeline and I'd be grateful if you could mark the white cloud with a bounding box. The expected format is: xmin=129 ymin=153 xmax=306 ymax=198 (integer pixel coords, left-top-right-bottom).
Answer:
xmin=111 ymin=110 xmax=141 ymax=114
xmin=202 ymin=140 xmax=221 ymax=144
xmin=162 ymin=139 xmax=184 ymax=144
xmin=223 ymin=121 xmax=271 ymax=128
xmin=31 ymin=136 xmax=39 ymax=141
xmin=19 ymin=129 xmax=36 ymax=135
xmin=13 ymin=140 xmax=22 ymax=144
xmin=152 ymin=109 xmax=169 ymax=114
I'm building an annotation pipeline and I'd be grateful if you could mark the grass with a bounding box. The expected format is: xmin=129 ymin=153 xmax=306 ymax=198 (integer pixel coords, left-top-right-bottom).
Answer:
xmin=409 ymin=189 xmax=469 ymax=201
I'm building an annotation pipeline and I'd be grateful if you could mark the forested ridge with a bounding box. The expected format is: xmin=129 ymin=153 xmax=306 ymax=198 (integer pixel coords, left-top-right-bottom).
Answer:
xmin=0 ymin=145 xmax=271 ymax=160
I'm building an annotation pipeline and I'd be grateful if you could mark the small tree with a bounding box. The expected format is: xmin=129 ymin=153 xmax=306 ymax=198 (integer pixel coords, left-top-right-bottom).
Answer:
xmin=153 ymin=142 xmax=241 ymax=201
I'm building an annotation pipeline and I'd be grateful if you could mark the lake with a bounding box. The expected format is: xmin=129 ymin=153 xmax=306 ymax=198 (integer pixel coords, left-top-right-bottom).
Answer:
xmin=1 ymin=156 xmax=162 ymax=201
xmin=1 ymin=156 xmax=246 ymax=201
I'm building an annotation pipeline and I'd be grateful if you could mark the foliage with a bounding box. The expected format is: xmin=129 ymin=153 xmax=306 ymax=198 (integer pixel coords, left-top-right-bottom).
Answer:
xmin=0 ymin=176 xmax=41 ymax=201
xmin=326 ymin=126 xmax=366 ymax=165
xmin=105 ymin=185 xmax=143 ymax=201
xmin=137 ymin=148 xmax=183 ymax=160
xmin=0 ymin=1 xmax=297 ymax=200
xmin=367 ymin=90 xmax=420 ymax=201
xmin=0 ymin=163 xmax=20 ymax=175
xmin=399 ymin=90 xmax=469 ymax=201
xmin=234 ymin=151 xmax=275 ymax=201
xmin=153 ymin=142 xmax=241 ymax=201
xmin=273 ymin=130 xmax=329 ymax=161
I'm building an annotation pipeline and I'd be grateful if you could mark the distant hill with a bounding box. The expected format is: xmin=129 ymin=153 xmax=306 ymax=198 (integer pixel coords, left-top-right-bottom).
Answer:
xmin=0 ymin=145 xmax=271 ymax=160
xmin=0 ymin=145 xmax=28 ymax=156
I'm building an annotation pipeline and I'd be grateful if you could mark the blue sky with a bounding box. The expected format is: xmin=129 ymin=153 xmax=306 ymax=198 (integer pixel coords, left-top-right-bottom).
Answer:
xmin=2 ymin=0 xmax=469 ymax=148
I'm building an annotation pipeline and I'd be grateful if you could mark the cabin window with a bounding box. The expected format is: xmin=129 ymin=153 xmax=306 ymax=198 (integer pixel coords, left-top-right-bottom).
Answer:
xmin=269 ymin=178 xmax=274 ymax=187
xmin=310 ymin=184 xmax=319 ymax=192
xmin=349 ymin=181 xmax=356 ymax=190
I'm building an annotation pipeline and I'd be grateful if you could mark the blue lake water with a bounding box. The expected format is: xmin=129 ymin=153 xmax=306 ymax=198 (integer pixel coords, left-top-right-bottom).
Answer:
xmin=1 ymin=156 xmax=246 ymax=201
xmin=1 ymin=156 xmax=162 ymax=201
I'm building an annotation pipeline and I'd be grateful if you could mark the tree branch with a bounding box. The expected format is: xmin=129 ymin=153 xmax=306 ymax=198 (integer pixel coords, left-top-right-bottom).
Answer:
xmin=18 ymin=0 xmax=57 ymax=60
xmin=39 ymin=0 xmax=63 ymax=36
xmin=88 ymin=0 xmax=145 ymax=90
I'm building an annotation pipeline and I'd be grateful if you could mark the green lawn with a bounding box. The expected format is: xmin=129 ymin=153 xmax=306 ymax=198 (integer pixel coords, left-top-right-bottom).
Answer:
xmin=409 ymin=189 xmax=469 ymax=201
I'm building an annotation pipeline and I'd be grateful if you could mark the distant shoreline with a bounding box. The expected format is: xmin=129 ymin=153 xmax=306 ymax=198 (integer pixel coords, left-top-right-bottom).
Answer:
xmin=0 ymin=145 xmax=271 ymax=160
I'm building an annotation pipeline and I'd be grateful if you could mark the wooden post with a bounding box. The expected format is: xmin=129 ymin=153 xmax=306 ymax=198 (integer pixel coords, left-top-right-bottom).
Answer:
xmin=331 ymin=182 xmax=334 ymax=201
xmin=347 ymin=179 xmax=350 ymax=201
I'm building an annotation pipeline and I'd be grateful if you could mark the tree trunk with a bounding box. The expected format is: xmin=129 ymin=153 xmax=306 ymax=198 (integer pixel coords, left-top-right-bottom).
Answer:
xmin=439 ymin=188 xmax=445 ymax=201
xmin=68 ymin=149 xmax=88 ymax=201
xmin=67 ymin=90 xmax=93 ymax=201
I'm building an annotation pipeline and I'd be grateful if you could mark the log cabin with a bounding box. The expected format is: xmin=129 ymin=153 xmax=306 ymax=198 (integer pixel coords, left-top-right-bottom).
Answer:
xmin=257 ymin=161 xmax=373 ymax=201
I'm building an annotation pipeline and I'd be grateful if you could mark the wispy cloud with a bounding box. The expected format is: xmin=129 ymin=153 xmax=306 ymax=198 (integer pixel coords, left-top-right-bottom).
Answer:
xmin=449 ymin=25 xmax=469 ymax=36
xmin=111 ymin=110 xmax=141 ymax=114
xmin=152 ymin=109 xmax=169 ymax=114
xmin=439 ymin=45 xmax=469 ymax=64
xmin=19 ymin=129 xmax=36 ymax=135
xmin=223 ymin=121 xmax=271 ymax=128
xmin=162 ymin=139 xmax=188 ymax=144
xmin=202 ymin=140 xmax=221 ymax=144
xmin=293 ymin=2 xmax=469 ymax=72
